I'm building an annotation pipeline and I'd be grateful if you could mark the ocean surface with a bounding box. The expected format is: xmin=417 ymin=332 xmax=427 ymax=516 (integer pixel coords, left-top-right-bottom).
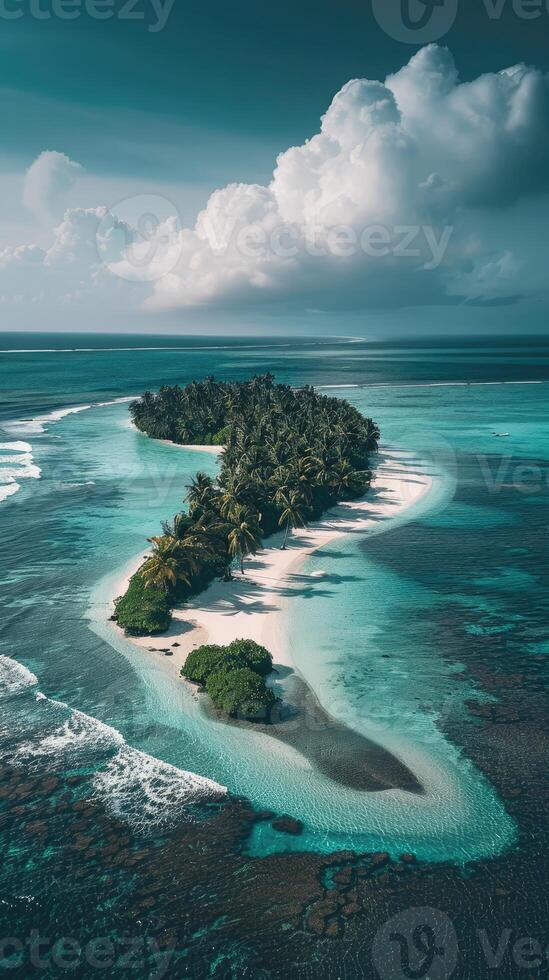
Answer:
xmin=1 ymin=333 xmax=548 ymax=975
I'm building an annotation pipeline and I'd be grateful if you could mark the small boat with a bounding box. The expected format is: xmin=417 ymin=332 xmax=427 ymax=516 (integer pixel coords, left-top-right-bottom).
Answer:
xmin=310 ymin=570 xmax=327 ymax=578
xmin=493 ymin=432 xmax=510 ymax=437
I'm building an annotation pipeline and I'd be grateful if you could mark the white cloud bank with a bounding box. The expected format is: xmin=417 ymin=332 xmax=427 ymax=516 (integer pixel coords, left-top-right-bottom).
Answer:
xmin=22 ymin=150 xmax=83 ymax=223
xmin=3 ymin=46 xmax=549 ymax=324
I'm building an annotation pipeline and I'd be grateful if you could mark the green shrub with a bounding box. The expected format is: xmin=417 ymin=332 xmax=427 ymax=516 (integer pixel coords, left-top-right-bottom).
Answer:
xmin=227 ymin=639 xmax=273 ymax=677
xmin=114 ymin=573 xmax=172 ymax=635
xmin=182 ymin=639 xmax=274 ymax=686
xmin=181 ymin=644 xmax=239 ymax=685
xmin=206 ymin=668 xmax=276 ymax=720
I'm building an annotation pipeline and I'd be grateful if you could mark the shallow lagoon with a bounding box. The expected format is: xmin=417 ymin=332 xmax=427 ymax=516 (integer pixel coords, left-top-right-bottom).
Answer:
xmin=1 ymin=339 xmax=547 ymax=869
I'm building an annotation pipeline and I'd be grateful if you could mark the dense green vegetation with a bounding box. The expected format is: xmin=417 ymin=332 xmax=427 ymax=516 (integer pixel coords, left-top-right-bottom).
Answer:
xmin=183 ymin=639 xmax=274 ymax=685
xmin=114 ymin=573 xmax=172 ymax=636
xmin=206 ymin=668 xmax=276 ymax=720
xmin=114 ymin=375 xmax=379 ymax=663
xmin=224 ymin=638 xmax=273 ymax=677
xmin=182 ymin=640 xmax=276 ymax=720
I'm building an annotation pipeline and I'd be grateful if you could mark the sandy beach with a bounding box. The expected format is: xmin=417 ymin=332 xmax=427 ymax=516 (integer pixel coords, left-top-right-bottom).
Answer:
xmin=158 ymin=440 xmax=222 ymax=454
xmin=111 ymin=447 xmax=433 ymax=680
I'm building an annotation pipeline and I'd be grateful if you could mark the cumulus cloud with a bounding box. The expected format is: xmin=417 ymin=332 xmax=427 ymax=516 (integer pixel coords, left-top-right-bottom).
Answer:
xmin=4 ymin=46 xmax=549 ymax=321
xmin=23 ymin=150 xmax=83 ymax=222
xmin=386 ymin=46 xmax=549 ymax=207
xmin=147 ymin=45 xmax=549 ymax=312
xmin=0 ymin=207 xmax=144 ymax=312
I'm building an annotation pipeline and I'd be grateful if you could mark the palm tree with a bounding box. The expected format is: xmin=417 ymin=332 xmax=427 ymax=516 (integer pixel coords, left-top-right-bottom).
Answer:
xmin=310 ymin=451 xmax=342 ymax=488
xmin=218 ymin=477 xmax=258 ymax=520
xmin=175 ymin=420 xmax=194 ymax=444
xmin=161 ymin=511 xmax=194 ymax=540
xmin=330 ymin=461 xmax=371 ymax=498
xmin=225 ymin=505 xmax=262 ymax=574
xmin=286 ymin=457 xmax=315 ymax=504
xmin=122 ymin=375 xmax=381 ymax=635
xmin=141 ymin=537 xmax=193 ymax=592
xmin=364 ymin=418 xmax=380 ymax=453
xmin=275 ymin=490 xmax=308 ymax=549
xmin=205 ymin=516 xmax=236 ymax=580
xmin=186 ymin=472 xmax=218 ymax=520
xmin=161 ymin=514 xmax=217 ymax=561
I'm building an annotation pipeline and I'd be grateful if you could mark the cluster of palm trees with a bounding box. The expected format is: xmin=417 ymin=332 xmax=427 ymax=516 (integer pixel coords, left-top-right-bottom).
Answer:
xmin=133 ymin=375 xmax=379 ymax=595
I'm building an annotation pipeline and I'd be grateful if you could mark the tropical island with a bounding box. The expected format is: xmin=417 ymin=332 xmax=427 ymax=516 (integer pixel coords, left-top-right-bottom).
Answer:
xmin=113 ymin=374 xmax=379 ymax=719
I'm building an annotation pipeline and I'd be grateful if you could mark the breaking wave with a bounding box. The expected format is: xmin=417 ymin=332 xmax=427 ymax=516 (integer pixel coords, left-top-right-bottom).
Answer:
xmin=0 ymin=655 xmax=226 ymax=830
xmin=0 ymin=655 xmax=38 ymax=696
xmin=0 ymin=397 xmax=136 ymax=507
xmin=93 ymin=746 xmax=226 ymax=830
xmin=3 ymin=397 xmax=137 ymax=437
xmin=0 ymin=441 xmax=41 ymax=503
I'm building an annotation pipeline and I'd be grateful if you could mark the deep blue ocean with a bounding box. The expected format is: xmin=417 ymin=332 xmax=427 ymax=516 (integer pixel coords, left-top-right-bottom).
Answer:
xmin=0 ymin=333 xmax=547 ymax=977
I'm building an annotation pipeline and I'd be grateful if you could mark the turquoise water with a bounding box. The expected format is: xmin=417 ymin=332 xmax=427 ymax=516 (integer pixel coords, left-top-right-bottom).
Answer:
xmin=1 ymin=337 xmax=548 ymax=871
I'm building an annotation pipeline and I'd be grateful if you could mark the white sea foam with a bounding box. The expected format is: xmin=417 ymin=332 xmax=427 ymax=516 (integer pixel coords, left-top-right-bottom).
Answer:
xmin=5 ymin=405 xmax=92 ymax=435
xmin=0 ymin=453 xmax=34 ymax=465
xmin=92 ymin=746 xmax=226 ymax=829
xmin=0 ymin=441 xmax=41 ymax=505
xmin=0 ymin=481 xmax=20 ymax=502
xmin=0 ymin=654 xmax=226 ymax=828
xmin=0 ymin=441 xmax=32 ymax=452
xmin=0 ymin=397 xmax=136 ymax=506
xmin=16 ymin=706 xmax=227 ymax=823
xmin=0 ymin=344 xmax=291 ymax=354
xmin=3 ymin=396 xmax=137 ymax=437
xmin=0 ymin=455 xmax=41 ymax=478
xmin=0 ymin=655 xmax=38 ymax=696
xmin=94 ymin=397 xmax=137 ymax=407
xmin=318 ymin=380 xmax=547 ymax=390
xmin=16 ymin=707 xmax=125 ymax=761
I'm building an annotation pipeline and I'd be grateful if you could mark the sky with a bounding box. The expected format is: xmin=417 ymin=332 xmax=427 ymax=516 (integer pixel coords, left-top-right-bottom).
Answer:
xmin=1 ymin=0 xmax=549 ymax=337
